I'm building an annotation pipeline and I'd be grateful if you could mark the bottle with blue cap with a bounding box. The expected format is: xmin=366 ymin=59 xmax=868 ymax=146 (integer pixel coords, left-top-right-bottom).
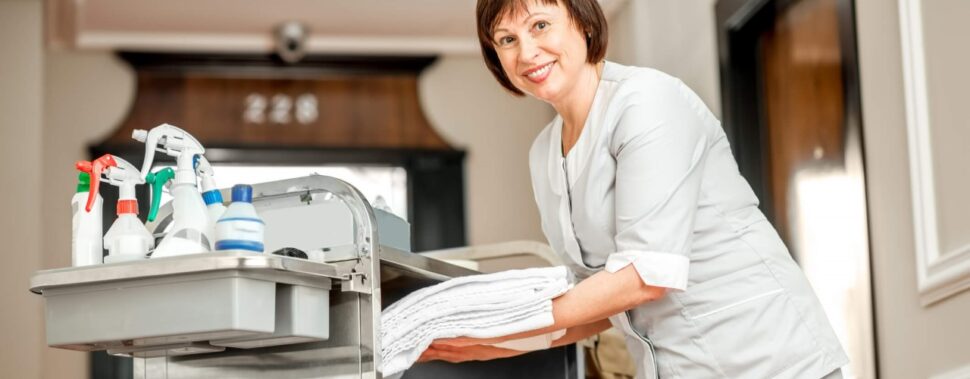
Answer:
xmin=214 ymin=184 xmax=265 ymax=252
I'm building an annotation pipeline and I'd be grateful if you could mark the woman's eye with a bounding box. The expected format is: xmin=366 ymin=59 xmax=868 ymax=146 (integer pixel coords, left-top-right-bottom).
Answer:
xmin=535 ymin=21 xmax=549 ymax=31
xmin=498 ymin=36 xmax=516 ymax=46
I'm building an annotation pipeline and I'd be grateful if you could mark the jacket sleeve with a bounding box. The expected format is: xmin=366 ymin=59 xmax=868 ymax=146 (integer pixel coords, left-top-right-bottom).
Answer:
xmin=605 ymin=80 xmax=710 ymax=291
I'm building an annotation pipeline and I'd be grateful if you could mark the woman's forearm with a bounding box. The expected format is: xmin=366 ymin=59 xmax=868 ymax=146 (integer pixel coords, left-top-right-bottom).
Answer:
xmin=488 ymin=265 xmax=664 ymax=343
xmin=550 ymin=318 xmax=613 ymax=348
xmin=551 ymin=265 xmax=663 ymax=329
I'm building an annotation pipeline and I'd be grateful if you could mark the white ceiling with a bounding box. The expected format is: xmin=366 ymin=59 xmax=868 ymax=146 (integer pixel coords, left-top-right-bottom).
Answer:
xmin=48 ymin=0 xmax=628 ymax=55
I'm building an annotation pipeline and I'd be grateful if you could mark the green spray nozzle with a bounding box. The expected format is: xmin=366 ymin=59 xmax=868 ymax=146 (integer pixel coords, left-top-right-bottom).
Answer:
xmin=76 ymin=173 xmax=91 ymax=193
xmin=145 ymin=167 xmax=176 ymax=222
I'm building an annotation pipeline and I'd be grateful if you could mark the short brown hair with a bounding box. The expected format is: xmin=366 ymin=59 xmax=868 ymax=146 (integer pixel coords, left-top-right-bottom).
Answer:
xmin=476 ymin=0 xmax=609 ymax=96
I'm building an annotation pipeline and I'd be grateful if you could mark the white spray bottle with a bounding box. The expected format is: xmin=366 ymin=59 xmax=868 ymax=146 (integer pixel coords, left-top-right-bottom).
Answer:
xmin=196 ymin=156 xmax=227 ymax=241
xmin=132 ymin=123 xmax=211 ymax=257
xmin=100 ymin=156 xmax=154 ymax=263
xmin=71 ymin=173 xmax=103 ymax=266
xmin=72 ymin=155 xmax=118 ymax=266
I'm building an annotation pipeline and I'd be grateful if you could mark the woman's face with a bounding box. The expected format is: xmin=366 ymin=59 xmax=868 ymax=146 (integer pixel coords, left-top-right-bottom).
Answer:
xmin=492 ymin=1 xmax=589 ymax=104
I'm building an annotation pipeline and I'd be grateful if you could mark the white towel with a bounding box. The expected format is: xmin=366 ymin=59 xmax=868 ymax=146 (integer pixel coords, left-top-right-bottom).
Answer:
xmin=492 ymin=329 xmax=568 ymax=351
xmin=381 ymin=266 xmax=571 ymax=376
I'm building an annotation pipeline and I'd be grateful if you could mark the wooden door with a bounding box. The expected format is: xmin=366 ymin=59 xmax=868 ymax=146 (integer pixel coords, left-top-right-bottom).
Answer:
xmin=759 ymin=0 xmax=846 ymax=244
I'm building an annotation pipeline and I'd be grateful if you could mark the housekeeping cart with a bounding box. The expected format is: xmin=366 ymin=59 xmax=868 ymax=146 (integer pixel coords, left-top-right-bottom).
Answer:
xmin=30 ymin=175 xmax=581 ymax=378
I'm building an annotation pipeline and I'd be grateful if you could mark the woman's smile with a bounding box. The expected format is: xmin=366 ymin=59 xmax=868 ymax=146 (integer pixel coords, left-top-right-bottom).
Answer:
xmin=523 ymin=61 xmax=556 ymax=83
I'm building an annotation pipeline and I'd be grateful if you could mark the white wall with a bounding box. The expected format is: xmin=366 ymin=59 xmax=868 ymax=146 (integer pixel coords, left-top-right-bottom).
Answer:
xmin=418 ymin=56 xmax=553 ymax=246
xmin=42 ymin=51 xmax=134 ymax=272
xmin=0 ymin=1 xmax=45 ymax=377
xmin=855 ymin=0 xmax=970 ymax=377
xmin=0 ymin=9 xmax=132 ymax=377
xmin=607 ymin=0 xmax=722 ymax=117
xmin=39 ymin=50 xmax=134 ymax=379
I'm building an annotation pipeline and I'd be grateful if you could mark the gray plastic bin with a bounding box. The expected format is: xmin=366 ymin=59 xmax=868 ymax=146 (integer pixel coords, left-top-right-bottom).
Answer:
xmin=30 ymin=251 xmax=338 ymax=355
xmin=211 ymin=283 xmax=330 ymax=348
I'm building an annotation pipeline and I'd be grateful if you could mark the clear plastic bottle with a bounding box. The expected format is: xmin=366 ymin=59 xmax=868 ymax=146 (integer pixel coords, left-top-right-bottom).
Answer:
xmin=103 ymin=206 xmax=153 ymax=263
xmin=100 ymin=157 xmax=154 ymax=263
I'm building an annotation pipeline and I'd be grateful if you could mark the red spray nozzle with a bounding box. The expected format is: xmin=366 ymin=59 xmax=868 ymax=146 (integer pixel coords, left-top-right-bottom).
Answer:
xmin=75 ymin=154 xmax=118 ymax=212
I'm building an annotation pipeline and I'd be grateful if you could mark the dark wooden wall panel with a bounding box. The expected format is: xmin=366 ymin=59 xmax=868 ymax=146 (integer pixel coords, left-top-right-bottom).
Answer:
xmin=101 ymin=54 xmax=453 ymax=150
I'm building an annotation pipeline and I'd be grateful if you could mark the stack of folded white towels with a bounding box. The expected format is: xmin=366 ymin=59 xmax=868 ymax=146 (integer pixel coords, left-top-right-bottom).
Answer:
xmin=381 ymin=266 xmax=571 ymax=376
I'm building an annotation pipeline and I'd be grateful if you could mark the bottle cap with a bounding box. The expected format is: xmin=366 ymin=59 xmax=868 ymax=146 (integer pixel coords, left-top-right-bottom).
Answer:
xmin=231 ymin=184 xmax=253 ymax=203
xmin=76 ymin=173 xmax=90 ymax=193
xmin=202 ymin=189 xmax=224 ymax=206
xmin=117 ymin=199 xmax=138 ymax=215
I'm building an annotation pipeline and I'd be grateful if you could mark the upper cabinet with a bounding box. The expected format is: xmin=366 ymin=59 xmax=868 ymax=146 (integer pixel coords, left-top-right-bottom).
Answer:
xmin=46 ymin=0 xmax=629 ymax=56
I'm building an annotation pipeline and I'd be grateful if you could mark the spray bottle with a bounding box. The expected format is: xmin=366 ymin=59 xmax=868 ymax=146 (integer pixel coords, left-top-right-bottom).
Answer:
xmin=196 ymin=156 xmax=227 ymax=241
xmin=132 ymin=123 xmax=211 ymax=257
xmin=73 ymin=155 xmax=117 ymax=265
xmin=71 ymin=173 xmax=103 ymax=266
xmin=99 ymin=156 xmax=154 ymax=263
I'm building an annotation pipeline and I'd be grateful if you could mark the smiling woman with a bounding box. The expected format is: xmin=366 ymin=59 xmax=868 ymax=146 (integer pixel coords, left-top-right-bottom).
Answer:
xmin=476 ymin=0 xmax=607 ymax=97
xmin=415 ymin=0 xmax=852 ymax=378
xmin=477 ymin=0 xmax=609 ymax=154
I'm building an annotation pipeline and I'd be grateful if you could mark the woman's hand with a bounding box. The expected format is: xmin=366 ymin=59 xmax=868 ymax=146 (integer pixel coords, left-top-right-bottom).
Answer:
xmin=423 ymin=318 xmax=612 ymax=361
xmin=417 ymin=342 xmax=526 ymax=364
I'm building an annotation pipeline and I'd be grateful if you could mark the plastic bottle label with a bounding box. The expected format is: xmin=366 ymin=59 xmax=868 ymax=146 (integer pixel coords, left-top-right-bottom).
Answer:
xmin=215 ymin=218 xmax=265 ymax=252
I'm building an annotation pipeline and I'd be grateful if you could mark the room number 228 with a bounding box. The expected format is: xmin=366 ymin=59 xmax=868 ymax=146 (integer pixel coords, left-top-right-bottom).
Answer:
xmin=243 ymin=93 xmax=318 ymax=125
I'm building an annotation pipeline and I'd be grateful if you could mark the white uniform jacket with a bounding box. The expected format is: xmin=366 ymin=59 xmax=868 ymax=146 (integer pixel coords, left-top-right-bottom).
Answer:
xmin=528 ymin=61 xmax=849 ymax=378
